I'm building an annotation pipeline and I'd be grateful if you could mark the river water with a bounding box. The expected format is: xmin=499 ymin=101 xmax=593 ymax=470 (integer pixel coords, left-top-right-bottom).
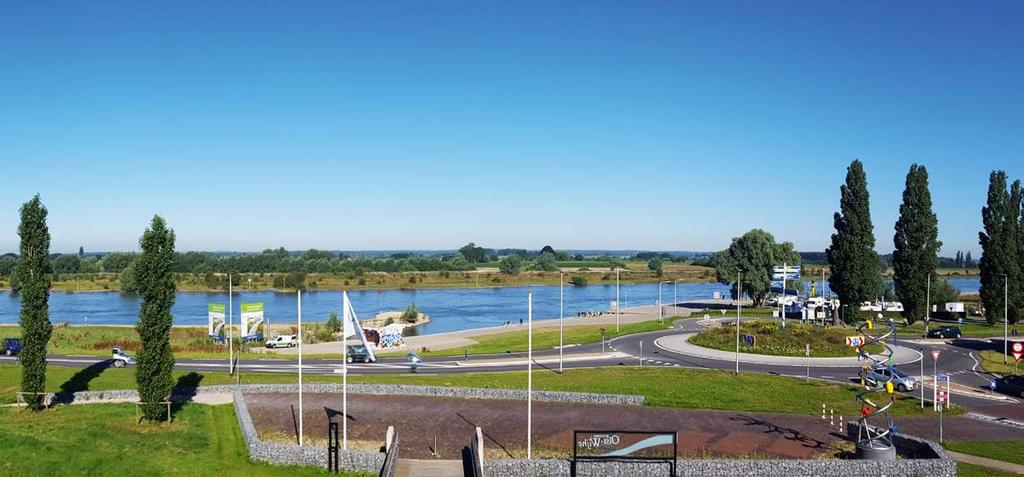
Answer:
xmin=0 ymin=278 xmax=981 ymax=335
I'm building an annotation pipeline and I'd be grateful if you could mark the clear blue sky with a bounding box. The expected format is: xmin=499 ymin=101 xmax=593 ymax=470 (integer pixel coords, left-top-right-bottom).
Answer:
xmin=1 ymin=1 xmax=1021 ymax=254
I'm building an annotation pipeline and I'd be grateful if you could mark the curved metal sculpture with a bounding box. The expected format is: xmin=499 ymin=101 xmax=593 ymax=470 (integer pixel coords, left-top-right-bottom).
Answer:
xmin=854 ymin=314 xmax=898 ymax=460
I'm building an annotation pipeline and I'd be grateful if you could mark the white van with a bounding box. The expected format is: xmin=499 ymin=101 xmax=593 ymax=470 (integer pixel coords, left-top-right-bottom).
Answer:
xmin=265 ymin=335 xmax=298 ymax=348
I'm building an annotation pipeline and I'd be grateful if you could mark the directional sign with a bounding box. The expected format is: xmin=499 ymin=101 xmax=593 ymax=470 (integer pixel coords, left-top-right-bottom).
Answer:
xmin=936 ymin=374 xmax=949 ymax=382
xmin=931 ymin=350 xmax=941 ymax=362
xmin=846 ymin=336 xmax=865 ymax=347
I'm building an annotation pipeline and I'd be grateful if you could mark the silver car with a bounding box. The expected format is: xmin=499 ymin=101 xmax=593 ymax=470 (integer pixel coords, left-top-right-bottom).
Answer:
xmin=864 ymin=366 xmax=916 ymax=392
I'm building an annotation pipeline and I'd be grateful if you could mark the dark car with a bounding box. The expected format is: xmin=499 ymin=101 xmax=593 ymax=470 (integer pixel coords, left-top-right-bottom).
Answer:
xmin=345 ymin=345 xmax=373 ymax=364
xmin=993 ymin=375 xmax=1024 ymax=398
xmin=926 ymin=326 xmax=962 ymax=339
xmin=3 ymin=338 xmax=22 ymax=356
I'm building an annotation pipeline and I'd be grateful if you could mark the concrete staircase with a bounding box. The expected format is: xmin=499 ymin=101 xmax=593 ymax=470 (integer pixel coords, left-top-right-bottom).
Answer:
xmin=395 ymin=458 xmax=464 ymax=477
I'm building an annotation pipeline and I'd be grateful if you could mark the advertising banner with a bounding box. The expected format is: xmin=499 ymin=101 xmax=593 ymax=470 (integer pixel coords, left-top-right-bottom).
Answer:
xmin=240 ymin=302 xmax=264 ymax=337
xmin=208 ymin=303 xmax=225 ymax=337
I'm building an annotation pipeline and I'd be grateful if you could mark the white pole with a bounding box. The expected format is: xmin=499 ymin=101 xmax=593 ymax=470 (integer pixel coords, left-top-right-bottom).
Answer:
xmin=736 ymin=271 xmax=741 ymax=375
xmin=527 ymin=290 xmax=533 ymax=460
xmin=559 ymin=273 xmax=563 ymax=373
xmin=615 ymin=269 xmax=620 ymax=332
xmin=343 ymin=293 xmax=348 ymax=450
xmin=920 ymin=348 xmax=924 ymax=409
xmin=1005 ymin=276 xmax=1009 ymax=364
xmin=229 ymin=274 xmax=233 ymax=374
xmin=926 ymin=274 xmax=931 ymax=334
xmin=640 ymin=340 xmax=643 ymax=367
xmin=781 ymin=262 xmax=786 ymax=329
xmin=298 ymin=290 xmax=303 ymax=446
xmin=658 ymin=283 xmax=662 ymax=322
xmin=674 ymin=280 xmax=678 ymax=311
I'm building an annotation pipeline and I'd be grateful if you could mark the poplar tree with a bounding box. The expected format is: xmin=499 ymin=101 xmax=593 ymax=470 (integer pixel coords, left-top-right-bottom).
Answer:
xmin=15 ymin=195 xmax=52 ymax=411
xmin=978 ymin=172 xmax=1022 ymax=325
xmin=892 ymin=164 xmax=941 ymax=324
xmin=135 ymin=216 xmax=177 ymax=420
xmin=827 ymin=160 xmax=882 ymax=321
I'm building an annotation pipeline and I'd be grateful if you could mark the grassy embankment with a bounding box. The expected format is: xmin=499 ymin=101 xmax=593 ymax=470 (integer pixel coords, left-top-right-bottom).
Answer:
xmin=0 ymin=260 xmax=716 ymax=293
xmin=978 ymin=350 xmax=1022 ymax=376
xmin=0 ymin=402 xmax=362 ymax=476
xmin=0 ymin=363 xmax=945 ymax=417
xmin=689 ymin=321 xmax=882 ymax=357
xmin=945 ymin=440 xmax=1024 ymax=466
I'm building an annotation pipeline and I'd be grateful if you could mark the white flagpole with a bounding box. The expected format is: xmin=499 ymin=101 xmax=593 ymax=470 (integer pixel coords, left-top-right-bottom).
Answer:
xmin=298 ymin=290 xmax=303 ymax=446
xmin=615 ymin=268 xmax=620 ymax=332
xmin=343 ymin=292 xmax=349 ymax=450
xmin=559 ymin=273 xmax=563 ymax=373
xmin=527 ymin=290 xmax=533 ymax=460
xmin=228 ymin=274 xmax=233 ymax=374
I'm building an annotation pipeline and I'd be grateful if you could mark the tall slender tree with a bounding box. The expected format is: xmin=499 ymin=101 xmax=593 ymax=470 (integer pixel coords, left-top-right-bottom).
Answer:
xmin=978 ymin=172 xmax=1022 ymax=325
xmin=892 ymin=164 xmax=941 ymax=325
xmin=15 ymin=195 xmax=53 ymax=411
xmin=135 ymin=216 xmax=177 ymax=420
xmin=827 ymin=160 xmax=882 ymax=321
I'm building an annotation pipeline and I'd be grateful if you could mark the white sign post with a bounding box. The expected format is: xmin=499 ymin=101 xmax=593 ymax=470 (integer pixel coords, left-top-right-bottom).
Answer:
xmin=527 ymin=290 xmax=533 ymax=461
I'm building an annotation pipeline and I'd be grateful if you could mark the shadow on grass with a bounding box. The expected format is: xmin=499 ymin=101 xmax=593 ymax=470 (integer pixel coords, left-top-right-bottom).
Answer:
xmin=169 ymin=372 xmax=204 ymax=419
xmin=53 ymin=361 xmax=110 ymax=405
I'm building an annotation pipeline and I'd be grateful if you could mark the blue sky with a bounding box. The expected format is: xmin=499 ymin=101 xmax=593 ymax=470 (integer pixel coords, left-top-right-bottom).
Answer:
xmin=1 ymin=1 xmax=1021 ymax=254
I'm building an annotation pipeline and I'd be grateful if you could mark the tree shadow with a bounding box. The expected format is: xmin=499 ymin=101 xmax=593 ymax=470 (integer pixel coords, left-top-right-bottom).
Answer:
xmin=729 ymin=414 xmax=831 ymax=451
xmin=53 ymin=361 xmax=110 ymax=405
xmin=169 ymin=372 xmax=204 ymax=419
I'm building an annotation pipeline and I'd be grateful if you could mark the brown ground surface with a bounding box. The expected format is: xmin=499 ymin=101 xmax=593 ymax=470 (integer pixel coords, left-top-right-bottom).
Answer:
xmin=245 ymin=393 xmax=845 ymax=459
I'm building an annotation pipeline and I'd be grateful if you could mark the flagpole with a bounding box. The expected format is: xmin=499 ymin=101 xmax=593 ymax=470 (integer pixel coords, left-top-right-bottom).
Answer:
xmin=527 ymin=290 xmax=533 ymax=460
xmin=298 ymin=289 xmax=303 ymax=446
xmin=228 ymin=274 xmax=233 ymax=374
xmin=343 ymin=292 xmax=349 ymax=450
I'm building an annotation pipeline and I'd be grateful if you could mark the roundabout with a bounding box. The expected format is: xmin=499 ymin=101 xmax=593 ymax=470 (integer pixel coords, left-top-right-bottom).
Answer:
xmin=654 ymin=332 xmax=922 ymax=368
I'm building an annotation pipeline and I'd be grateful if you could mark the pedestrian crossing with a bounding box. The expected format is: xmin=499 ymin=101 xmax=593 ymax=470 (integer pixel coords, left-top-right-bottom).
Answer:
xmin=964 ymin=412 xmax=1024 ymax=431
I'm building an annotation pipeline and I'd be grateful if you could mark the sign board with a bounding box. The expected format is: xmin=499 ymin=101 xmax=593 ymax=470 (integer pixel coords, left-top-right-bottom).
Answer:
xmin=712 ymin=291 xmax=722 ymax=300
xmin=931 ymin=350 xmax=941 ymax=362
xmin=572 ymin=430 xmax=677 ymax=476
xmin=1013 ymin=342 xmax=1023 ymax=362
xmin=936 ymin=374 xmax=949 ymax=382
xmin=207 ymin=303 xmax=225 ymax=337
xmin=845 ymin=336 xmax=865 ymax=347
xmin=240 ymin=302 xmax=264 ymax=338
xmin=741 ymin=335 xmax=755 ymax=347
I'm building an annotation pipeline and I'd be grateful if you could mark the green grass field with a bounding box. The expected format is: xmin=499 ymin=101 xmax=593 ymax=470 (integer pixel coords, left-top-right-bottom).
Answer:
xmin=978 ymin=350 xmax=1022 ymax=375
xmin=956 ymin=462 xmax=1021 ymax=477
xmin=945 ymin=440 xmax=1024 ymax=466
xmin=0 ymin=363 xmax=942 ymax=417
xmin=897 ymin=318 xmax=1008 ymax=337
xmin=689 ymin=321 xmax=877 ymax=357
xmin=0 ymin=402 xmax=363 ymax=476
xmin=384 ymin=317 xmax=676 ymax=356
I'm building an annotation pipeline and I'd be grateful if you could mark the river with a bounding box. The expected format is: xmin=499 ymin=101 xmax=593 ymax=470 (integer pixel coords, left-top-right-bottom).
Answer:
xmin=0 ymin=278 xmax=981 ymax=335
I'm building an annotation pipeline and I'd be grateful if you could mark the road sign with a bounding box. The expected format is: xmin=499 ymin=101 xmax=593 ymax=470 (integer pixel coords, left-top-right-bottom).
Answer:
xmin=845 ymin=336 xmax=865 ymax=347
xmin=936 ymin=374 xmax=949 ymax=382
xmin=990 ymin=379 xmax=998 ymax=390
xmin=1013 ymin=342 xmax=1023 ymax=362
xmin=931 ymin=350 xmax=941 ymax=361
xmin=937 ymin=390 xmax=947 ymax=403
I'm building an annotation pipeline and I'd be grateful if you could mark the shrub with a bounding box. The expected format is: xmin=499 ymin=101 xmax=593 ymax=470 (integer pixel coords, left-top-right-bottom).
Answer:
xmin=570 ymin=275 xmax=588 ymax=286
xmin=325 ymin=311 xmax=342 ymax=333
xmin=401 ymin=304 xmax=419 ymax=323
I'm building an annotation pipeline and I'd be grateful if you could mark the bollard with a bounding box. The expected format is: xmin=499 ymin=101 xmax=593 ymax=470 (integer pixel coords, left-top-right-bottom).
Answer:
xmin=830 ymin=409 xmax=834 ymax=426
xmin=839 ymin=416 xmax=844 ymax=432
xmin=822 ymin=404 xmax=826 ymax=420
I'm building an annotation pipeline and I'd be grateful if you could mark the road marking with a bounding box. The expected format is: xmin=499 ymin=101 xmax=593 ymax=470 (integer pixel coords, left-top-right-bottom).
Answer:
xmin=821 ymin=375 xmax=834 ymax=379
xmin=964 ymin=413 xmax=1024 ymax=431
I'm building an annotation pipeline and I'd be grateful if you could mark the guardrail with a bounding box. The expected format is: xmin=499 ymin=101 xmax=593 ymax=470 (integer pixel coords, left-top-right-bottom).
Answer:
xmin=379 ymin=426 xmax=399 ymax=477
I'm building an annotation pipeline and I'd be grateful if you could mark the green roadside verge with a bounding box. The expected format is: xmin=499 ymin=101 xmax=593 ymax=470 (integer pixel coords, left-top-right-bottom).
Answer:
xmin=1 ymin=363 xmax=946 ymax=417
xmin=957 ymin=462 xmax=1021 ymax=477
xmin=944 ymin=440 xmax=1024 ymax=466
xmin=0 ymin=402 xmax=363 ymax=477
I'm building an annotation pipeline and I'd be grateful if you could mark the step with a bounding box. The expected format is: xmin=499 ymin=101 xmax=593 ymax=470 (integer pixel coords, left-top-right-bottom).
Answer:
xmin=395 ymin=458 xmax=464 ymax=477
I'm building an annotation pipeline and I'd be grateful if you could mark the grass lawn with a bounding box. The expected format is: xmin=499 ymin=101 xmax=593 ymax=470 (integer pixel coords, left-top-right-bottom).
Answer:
xmin=896 ymin=319 xmax=1008 ymax=337
xmin=978 ymin=350 xmax=1021 ymax=375
xmin=383 ymin=317 xmax=677 ymax=357
xmin=0 ymin=402 xmax=364 ymax=476
xmin=690 ymin=321 xmax=877 ymax=357
xmin=1 ymin=364 xmax=943 ymax=417
xmin=957 ymin=462 xmax=1021 ymax=477
xmin=945 ymin=440 xmax=1024 ymax=465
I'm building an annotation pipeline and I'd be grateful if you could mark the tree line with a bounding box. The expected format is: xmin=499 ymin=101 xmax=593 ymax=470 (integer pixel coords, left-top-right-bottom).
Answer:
xmin=714 ymin=160 xmax=1010 ymax=326
xmin=15 ymin=195 xmax=176 ymax=420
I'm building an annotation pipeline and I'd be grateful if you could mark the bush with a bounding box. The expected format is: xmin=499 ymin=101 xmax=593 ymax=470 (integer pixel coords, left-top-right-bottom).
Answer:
xmin=402 ymin=303 xmax=419 ymax=323
xmin=570 ymin=275 xmax=588 ymax=286
xmin=325 ymin=311 xmax=342 ymax=333
xmin=499 ymin=255 xmax=523 ymax=274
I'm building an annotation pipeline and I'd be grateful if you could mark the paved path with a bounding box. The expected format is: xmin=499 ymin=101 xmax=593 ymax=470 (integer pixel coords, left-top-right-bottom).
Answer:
xmin=947 ymin=450 xmax=1024 ymax=474
xmin=654 ymin=332 xmax=922 ymax=367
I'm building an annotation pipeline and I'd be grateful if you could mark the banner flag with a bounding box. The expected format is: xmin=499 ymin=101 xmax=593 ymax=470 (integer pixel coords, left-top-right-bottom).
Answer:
xmin=240 ymin=302 xmax=264 ymax=337
xmin=342 ymin=291 xmax=375 ymax=362
xmin=208 ymin=303 xmax=225 ymax=336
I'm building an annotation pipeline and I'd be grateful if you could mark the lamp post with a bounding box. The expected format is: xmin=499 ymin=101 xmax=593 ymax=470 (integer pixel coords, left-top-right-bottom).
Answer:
xmin=736 ymin=270 xmax=742 ymax=375
xmin=559 ymin=272 xmax=564 ymax=373
xmin=615 ymin=268 xmax=620 ymax=332
xmin=658 ymin=281 xmax=671 ymax=322
xmin=1005 ymin=275 xmax=1009 ymax=364
xmin=925 ymin=274 xmax=931 ymax=335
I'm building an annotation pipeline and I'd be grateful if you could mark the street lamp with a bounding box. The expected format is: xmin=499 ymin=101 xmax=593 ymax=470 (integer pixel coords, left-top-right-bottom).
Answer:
xmin=559 ymin=272 xmax=564 ymax=372
xmin=736 ymin=270 xmax=743 ymax=375
xmin=615 ymin=268 xmax=620 ymax=332
xmin=1005 ymin=274 xmax=1009 ymax=364
xmin=658 ymin=281 xmax=671 ymax=322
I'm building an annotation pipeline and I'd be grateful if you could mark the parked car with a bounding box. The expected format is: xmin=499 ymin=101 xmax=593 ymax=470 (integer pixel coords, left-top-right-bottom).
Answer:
xmin=926 ymin=326 xmax=962 ymax=339
xmin=3 ymin=337 xmax=22 ymax=356
xmin=265 ymin=335 xmax=298 ymax=348
xmin=111 ymin=347 xmax=134 ymax=368
xmin=864 ymin=366 xmax=916 ymax=392
xmin=346 ymin=345 xmax=373 ymax=363
xmin=993 ymin=375 xmax=1024 ymax=398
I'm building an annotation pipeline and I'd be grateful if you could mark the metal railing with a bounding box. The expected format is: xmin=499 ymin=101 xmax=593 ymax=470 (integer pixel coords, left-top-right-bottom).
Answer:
xmin=467 ymin=426 xmax=484 ymax=477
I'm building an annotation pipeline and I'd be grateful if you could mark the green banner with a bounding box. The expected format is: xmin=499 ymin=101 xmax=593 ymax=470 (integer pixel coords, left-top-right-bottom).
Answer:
xmin=208 ymin=303 xmax=225 ymax=313
xmin=240 ymin=302 xmax=264 ymax=313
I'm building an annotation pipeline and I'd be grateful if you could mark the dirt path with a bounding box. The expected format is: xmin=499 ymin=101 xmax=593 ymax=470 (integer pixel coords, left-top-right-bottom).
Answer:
xmin=245 ymin=392 xmax=842 ymax=460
